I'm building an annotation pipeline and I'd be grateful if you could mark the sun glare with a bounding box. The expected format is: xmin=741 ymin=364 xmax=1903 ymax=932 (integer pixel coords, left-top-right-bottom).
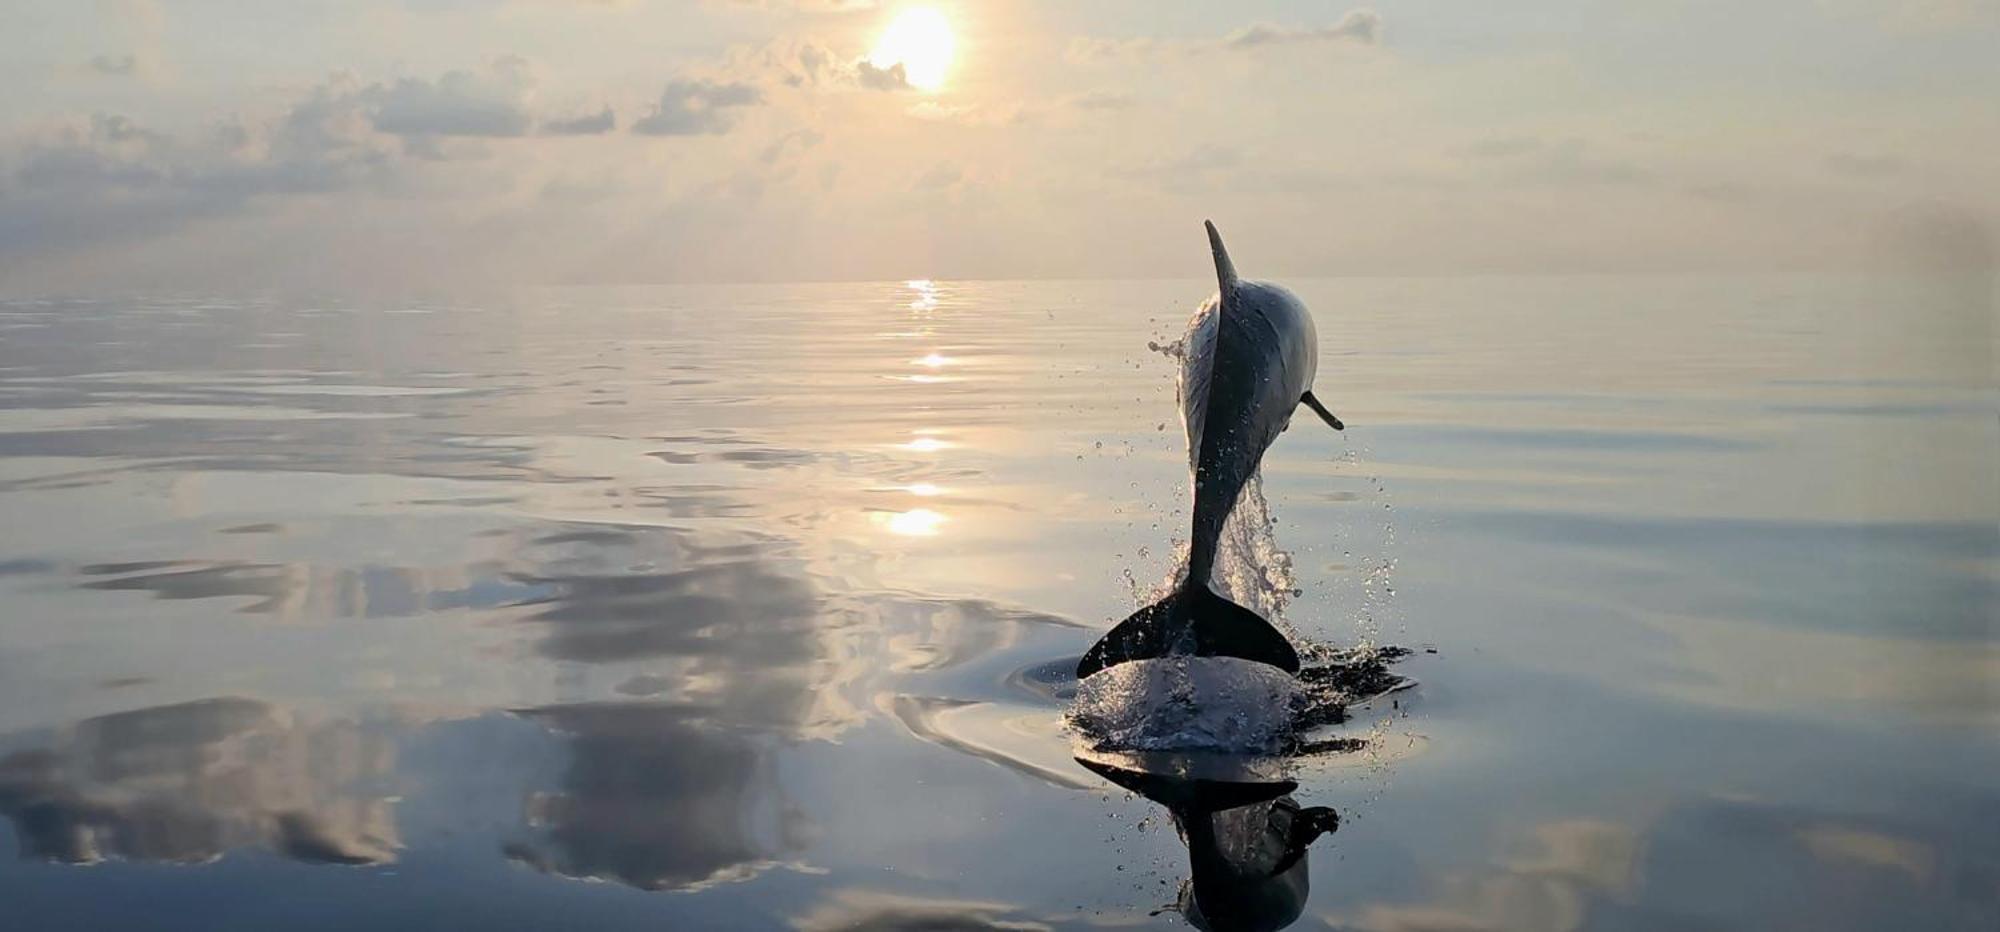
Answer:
xmin=884 ymin=508 xmax=947 ymax=537
xmin=869 ymin=8 xmax=955 ymax=92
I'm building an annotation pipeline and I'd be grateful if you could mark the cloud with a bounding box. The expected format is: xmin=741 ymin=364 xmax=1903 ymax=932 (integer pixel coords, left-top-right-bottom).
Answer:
xmin=902 ymin=92 xmax=1129 ymax=128
xmin=13 ymin=114 xmax=169 ymax=188
xmin=758 ymin=127 xmax=823 ymax=165
xmin=905 ymin=100 xmax=1033 ymax=127
xmin=74 ymin=50 xmax=162 ymax=82
xmin=1520 ymin=141 xmax=1650 ymax=186
xmin=855 ymin=59 xmax=910 ymax=91
xmin=632 ymin=79 xmax=763 ymax=136
xmin=264 ymin=78 xmax=411 ymax=181
xmin=0 ymin=698 xmax=399 ymax=866
xmin=1112 ymin=144 xmax=1241 ymax=192
xmin=85 ymin=53 xmax=141 ymax=77
xmin=1065 ymin=91 xmax=1136 ymax=111
xmin=0 ymin=115 xmax=235 ymax=259
xmin=1069 ymin=9 xmax=1382 ymax=61
xmin=1340 ymin=799 xmax=1996 ymax=932
xmin=1103 ymin=144 xmax=1353 ymax=196
xmin=364 ymin=56 xmax=537 ymax=138
xmin=757 ymin=37 xmax=837 ymax=88
xmin=0 ymin=67 xmax=484 ymax=266
xmin=0 ymin=51 xmax=790 ymax=289
xmin=1876 ymin=203 xmax=1994 ymax=276
xmin=913 ymin=161 xmax=961 ymax=191
xmin=750 ymin=37 xmax=921 ymax=92
xmin=504 ymin=702 xmax=805 ymax=892
xmin=541 ymin=106 xmax=616 ymax=135
xmin=404 ymin=0 xmax=642 ymax=9
xmin=1222 ymin=10 xmax=1381 ymax=49
xmin=515 ymin=556 xmax=820 ymax=667
xmin=1452 ymin=136 xmax=1652 ymax=187
xmin=721 ymin=0 xmax=878 ymax=12
xmin=1456 ymin=136 xmax=1543 ymax=159
xmin=1824 ymin=151 xmax=1907 ymax=178
xmin=1063 ymin=35 xmax=1162 ymax=62
xmin=791 ymin=890 xmax=1053 ymax=932
xmin=505 ymin=523 xmax=858 ymax=733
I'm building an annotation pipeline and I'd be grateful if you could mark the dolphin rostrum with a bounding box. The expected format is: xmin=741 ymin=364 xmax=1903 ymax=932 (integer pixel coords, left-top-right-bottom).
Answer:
xmin=1077 ymin=221 xmax=1343 ymax=679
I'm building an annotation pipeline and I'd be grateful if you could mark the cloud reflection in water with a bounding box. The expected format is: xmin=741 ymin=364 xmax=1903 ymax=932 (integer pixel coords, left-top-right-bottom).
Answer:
xmin=0 ymin=698 xmax=398 ymax=866
xmin=504 ymin=702 xmax=809 ymax=893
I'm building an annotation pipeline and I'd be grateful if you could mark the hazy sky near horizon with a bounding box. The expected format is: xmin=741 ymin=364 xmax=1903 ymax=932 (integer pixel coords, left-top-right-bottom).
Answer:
xmin=1 ymin=0 xmax=1995 ymax=292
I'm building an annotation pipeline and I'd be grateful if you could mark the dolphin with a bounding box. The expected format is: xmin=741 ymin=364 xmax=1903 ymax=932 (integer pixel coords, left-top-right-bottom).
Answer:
xmin=1077 ymin=221 xmax=1344 ymax=679
xmin=1076 ymin=756 xmax=1340 ymax=932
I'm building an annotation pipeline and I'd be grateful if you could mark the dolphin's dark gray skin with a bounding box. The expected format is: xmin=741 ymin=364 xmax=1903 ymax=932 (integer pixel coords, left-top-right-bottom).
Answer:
xmin=1077 ymin=757 xmax=1339 ymax=932
xmin=1076 ymin=221 xmax=1344 ymax=679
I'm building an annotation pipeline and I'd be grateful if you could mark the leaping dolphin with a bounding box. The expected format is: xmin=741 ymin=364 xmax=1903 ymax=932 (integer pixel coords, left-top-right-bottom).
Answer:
xmin=1077 ymin=221 xmax=1344 ymax=680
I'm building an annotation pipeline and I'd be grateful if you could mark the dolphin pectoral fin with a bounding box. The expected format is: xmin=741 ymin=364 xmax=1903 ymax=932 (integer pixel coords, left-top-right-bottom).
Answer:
xmin=1268 ymin=806 xmax=1340 ymax=877
xmin=1301 ymin=391 xmax=1344 ymax=431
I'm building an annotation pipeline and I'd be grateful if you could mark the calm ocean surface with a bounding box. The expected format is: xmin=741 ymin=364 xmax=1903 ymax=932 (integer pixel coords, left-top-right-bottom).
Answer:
xmin=0 ymin=277 xmax=1993 ymax=930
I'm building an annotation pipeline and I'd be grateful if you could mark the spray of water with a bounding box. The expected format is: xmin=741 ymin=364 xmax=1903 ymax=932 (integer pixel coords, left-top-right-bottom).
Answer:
xmin=1212 ymin=477 xmax=1297 ymax=634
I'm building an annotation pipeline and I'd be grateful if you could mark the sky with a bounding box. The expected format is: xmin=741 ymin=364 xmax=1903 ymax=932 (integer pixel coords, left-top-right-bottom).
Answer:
xmin=0 ymin=0 xmax=1995 ymax=292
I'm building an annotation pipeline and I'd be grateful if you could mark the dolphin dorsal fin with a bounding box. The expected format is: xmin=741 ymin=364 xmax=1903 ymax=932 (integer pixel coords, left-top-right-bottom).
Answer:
xmin=1204 ymin=220 xmax=1238 ymax=311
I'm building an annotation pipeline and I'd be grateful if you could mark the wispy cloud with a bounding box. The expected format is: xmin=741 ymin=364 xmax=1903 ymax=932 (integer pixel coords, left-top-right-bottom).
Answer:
xmin=719 ymin=0 xmax=877 ymax=12
xmin=85 ymin=53 xmax=142 ymax=77
xmin=757 ymin=127 xmax=823 ymax=165
xmin=365 ymin=56 xmax=538 ymax=138
xmin=1110 ymin=144 xmax=1241 ymax=193
xmin=541 ymin=106 xmax=616 ymax=136
xmin=1824 ymin=151 xmax=1907 ymax=178
xmin=1069 ymin=9 xmax=1382 ymax=62
xmin=632 ymin=79 xmax=763 ymax=136
xmin=1064 ymin=91 xmax=1136 ymax=111
xmin=1453 ymin=137 xmax=1652 ymax=187
xmin=1222 ymin=11 xmax=1381 ymax=49
xmin=913 ymin=161 xmax=962 ymax=191
xmin=855 ymin=60 xmax=909 ymax=91
xmin=754 ymin=37 xmax=918 ymax=93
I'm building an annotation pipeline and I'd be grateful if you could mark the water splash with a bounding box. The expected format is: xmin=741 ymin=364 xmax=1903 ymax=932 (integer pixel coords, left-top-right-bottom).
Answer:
xmin=1212 ymin=477 xmax=1297 ymax=630
xmin=1070 ymin=657 xmax=1300 ymax=753
xmin=1329 ymin=447 xmax=1401 ymax=653
xmin=1071 ymin=469 xmax=1408 ymax=753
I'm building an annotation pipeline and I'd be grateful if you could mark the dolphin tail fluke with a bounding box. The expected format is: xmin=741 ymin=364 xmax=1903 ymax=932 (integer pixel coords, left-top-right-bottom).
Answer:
xmin=1075 ymin=758 xmax=1298 ymax=813
xmin=1075 ymin=583 xmax=1302 ymax=679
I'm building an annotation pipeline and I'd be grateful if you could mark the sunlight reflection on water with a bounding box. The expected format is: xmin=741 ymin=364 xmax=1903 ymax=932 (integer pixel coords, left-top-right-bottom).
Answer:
xmin=0 ymin=276 xmax=1992 ymax=931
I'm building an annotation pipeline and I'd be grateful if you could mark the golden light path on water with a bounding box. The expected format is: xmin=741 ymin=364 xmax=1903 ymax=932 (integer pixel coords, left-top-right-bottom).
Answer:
xmin=880 ymin=279 xmax=958 ymax=539
xmin=883 ymin=507 xmax=948 ymax=537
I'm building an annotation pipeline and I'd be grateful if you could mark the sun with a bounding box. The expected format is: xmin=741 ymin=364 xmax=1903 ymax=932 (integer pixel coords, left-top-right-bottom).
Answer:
xmin=869 ymin=7 xmax=955 ymax=92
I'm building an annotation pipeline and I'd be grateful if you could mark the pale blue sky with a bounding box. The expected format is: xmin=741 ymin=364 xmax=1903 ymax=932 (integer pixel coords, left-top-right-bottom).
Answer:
xmin=1 ymin=0 xmax=1993 ymax=291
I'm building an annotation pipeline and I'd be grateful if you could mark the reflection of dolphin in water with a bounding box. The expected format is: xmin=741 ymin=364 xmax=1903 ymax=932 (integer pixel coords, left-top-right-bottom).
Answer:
xmin=1078 ymin=221 xmax=1344 ymax=679
xmin=1078 ymin=755 xmax=1340 ymax=932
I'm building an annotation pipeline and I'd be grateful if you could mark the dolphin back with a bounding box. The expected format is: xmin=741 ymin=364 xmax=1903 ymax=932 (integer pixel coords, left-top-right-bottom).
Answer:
xmin=1182 ymin=227 xmax=1318 ymax=588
